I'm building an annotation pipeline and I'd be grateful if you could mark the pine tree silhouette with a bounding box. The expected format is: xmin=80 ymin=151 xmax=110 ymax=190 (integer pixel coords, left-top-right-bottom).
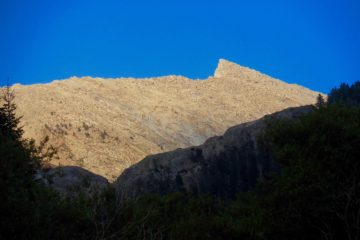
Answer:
xmin=315 ymin=94 xmax=326 ymax=108
xmin=0 ymin=84 xmax=23 ymax=140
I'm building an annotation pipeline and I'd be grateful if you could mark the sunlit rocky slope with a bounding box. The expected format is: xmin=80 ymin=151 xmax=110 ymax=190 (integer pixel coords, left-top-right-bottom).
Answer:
xmin=13 ymin=59 xmax=321 ymax=180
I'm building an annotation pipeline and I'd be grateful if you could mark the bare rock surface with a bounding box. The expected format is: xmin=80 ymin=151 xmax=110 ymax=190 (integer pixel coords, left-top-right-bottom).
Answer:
xmin=12 ymin=59 xmax=321 ymax=180
xmin=40 ymin=166 xmax=109 ymax=196
xmin=115 ymin=106 xmax=314 ymax=199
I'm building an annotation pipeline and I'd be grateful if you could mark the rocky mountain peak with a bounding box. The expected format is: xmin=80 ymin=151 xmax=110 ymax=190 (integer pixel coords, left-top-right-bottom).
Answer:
xmin=12 ymin=59 xmax=321 ymax=180
xmin=214 ymin=58 xmax=264 ymax=80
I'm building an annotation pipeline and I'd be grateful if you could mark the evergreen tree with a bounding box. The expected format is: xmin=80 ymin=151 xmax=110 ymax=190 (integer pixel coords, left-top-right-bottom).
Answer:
xmin=0 ymin=84 xmax=23 ymax=140
xmin=259 ymin=105 xmax=360 ymax=240
xmin=328 ymin=81 xmax=360 ymax=106
xmin=315 ymin=94 xmax=326 ymax=108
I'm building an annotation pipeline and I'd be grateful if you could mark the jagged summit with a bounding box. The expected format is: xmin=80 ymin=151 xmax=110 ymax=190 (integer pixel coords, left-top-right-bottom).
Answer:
xmin=214 ymin=59 xmax=251 ymax=78
xmin=214 ymin=58 xmax=273 ymax=83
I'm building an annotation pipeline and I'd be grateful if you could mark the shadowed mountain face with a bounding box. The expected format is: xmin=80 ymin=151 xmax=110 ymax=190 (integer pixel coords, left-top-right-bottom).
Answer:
xmin=39 ymin=166 xmax=109 ymax=196
xmin=13 ymin=59 xmax=321 ymax=180
xmin=115 ymin=106 xmax=314 ymax=199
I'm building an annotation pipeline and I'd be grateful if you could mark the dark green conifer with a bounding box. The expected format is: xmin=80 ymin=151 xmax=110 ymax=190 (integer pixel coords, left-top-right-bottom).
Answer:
xmin=0 ymin=84 xmax=23 ymax=140
xmin=315 ymin=94 xmax=326 ymax=108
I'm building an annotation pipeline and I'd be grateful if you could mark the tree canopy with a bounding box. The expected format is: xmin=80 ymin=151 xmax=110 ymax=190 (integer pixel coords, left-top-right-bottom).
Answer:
xmin=328 ymin=81 xmax=360 ymax=106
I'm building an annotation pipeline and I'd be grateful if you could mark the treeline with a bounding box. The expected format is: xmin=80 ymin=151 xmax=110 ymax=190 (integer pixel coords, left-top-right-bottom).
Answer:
xmin=1 ymin=82 xmax=360 ymax=239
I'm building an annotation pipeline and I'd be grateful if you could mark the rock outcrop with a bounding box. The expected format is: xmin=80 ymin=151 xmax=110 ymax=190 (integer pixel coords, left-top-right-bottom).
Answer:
xmin=12 ymin=59 xmax=321 ymax=180
xmin=40 ymin=166 xmax=109 ymax=196
xmin=115 ymin=106 xmax=314 ymax=199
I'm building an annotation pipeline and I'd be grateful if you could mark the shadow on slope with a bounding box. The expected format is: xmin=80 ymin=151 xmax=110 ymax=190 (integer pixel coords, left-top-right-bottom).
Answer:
xmin=115 ymin=105 xmax=314 ymax=199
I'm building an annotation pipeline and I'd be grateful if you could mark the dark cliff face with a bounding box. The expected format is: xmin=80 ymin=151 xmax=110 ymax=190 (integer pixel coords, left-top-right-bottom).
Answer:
xmin=115 ymin=106 xmax=314 ymax=199
xmin=38 ymin=166 xmax=109 ymax=196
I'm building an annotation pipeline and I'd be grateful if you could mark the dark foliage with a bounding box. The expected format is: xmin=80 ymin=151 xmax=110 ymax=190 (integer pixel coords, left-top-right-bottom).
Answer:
xmin=328 ymin=81 xmax=360 ymax=106
xmin=258 ymin=105 xmax=360 ymax=240
xmin=0 ymin=85 xmax=23 ymax=140
xmin=315 ymin=94 xmax=326 ymax=108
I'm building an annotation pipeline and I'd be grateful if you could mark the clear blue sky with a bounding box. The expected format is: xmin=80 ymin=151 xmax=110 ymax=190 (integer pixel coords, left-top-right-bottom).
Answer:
xmin=0 ymin=0 xmax=359 ymax=93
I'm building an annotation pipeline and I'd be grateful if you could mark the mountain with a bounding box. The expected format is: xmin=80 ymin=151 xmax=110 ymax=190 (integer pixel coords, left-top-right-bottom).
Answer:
xmin=13 ymin=59 xmax=321 ymax=180
xmin=115 ymin=106 xmax=313 ymax=199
